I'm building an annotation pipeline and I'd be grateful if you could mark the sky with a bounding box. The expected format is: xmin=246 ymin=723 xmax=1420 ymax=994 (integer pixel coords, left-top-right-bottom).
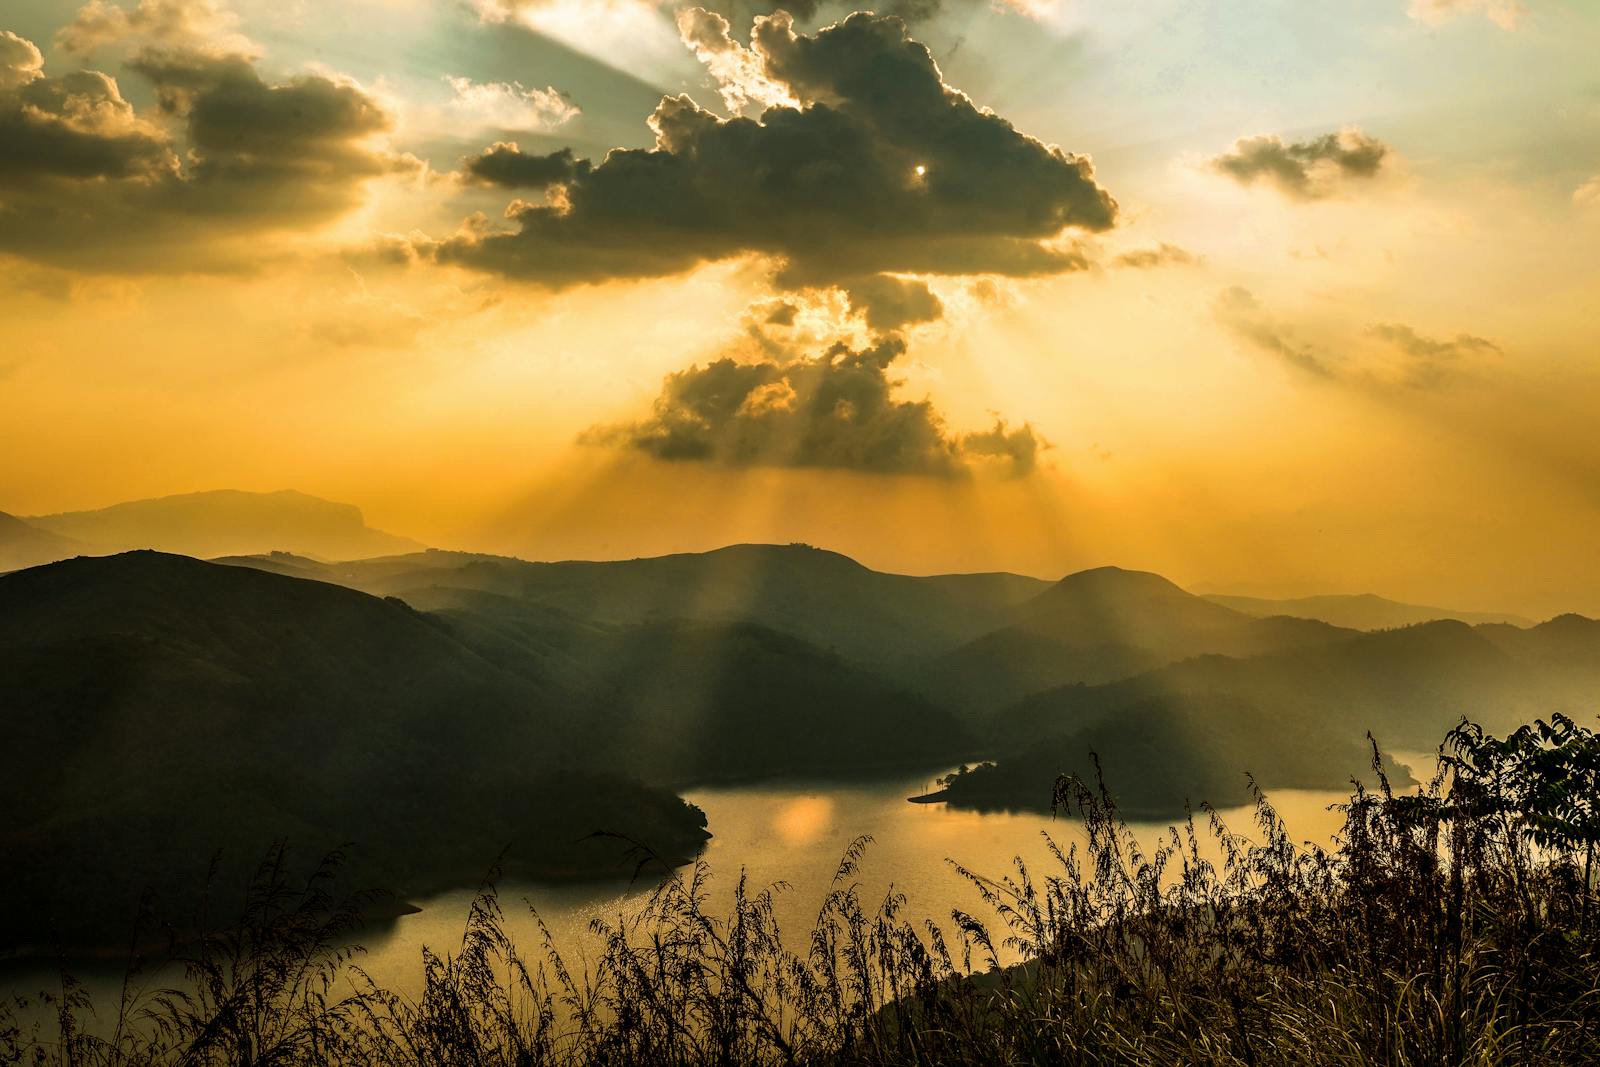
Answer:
xmin=1 ymin=0 xmax=1598 ymax=616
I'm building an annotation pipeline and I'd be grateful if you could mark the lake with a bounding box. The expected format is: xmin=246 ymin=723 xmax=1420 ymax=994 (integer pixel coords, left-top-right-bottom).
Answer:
xmin=350 ymin=766 xmax=1359 ymax=999
xmin=6 ymin=757 xmax=1426 ymax=1029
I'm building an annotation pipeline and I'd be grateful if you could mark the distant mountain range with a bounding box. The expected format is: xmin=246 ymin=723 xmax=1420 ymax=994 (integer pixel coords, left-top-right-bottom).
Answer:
xmin=6 ymin=495 xmax=1598 ymax=951
xmin=0 ymin=509 xmax=89 ymax=571
xmin=1 ymin=489 xmax=420 ymax=571
xmin=1203 ymin=592 xmax=1531 ymax=631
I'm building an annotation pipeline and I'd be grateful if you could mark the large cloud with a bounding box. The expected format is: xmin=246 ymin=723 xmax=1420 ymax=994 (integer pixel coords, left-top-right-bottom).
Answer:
xmin=432 ymin=10 xmax=1115 ymax=295
xmin=1211 ymin=128 xmax=1389 ymax=200
xmin=0 ymin=25 xmax=411 ymax=271
xmin=586 ymin=336 xmax=1044 ymax=477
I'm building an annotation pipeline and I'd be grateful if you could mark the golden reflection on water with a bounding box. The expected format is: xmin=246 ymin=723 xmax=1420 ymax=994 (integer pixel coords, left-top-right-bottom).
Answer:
xmin=771 ymin=794 xmax=836 ymax=846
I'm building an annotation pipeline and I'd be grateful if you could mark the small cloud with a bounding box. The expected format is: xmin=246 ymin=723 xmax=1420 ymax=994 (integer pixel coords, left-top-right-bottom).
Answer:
xmin=1574 ymin=175 xmax=1600 ymax=208
xmin=1214 ymin=287 xmax=1335 ymax=379
xmin=1211 ymin=128 xmax=1390 ymax=200
xmin=844 ymin=275 xmax=943 ymax=333
xmin=1367 ymin=322 xmax=1500 ymax=388
xmin=1217 ymin=289 xmax=1499 ymax=391
xmin=460 ymin=142 xmax=588 ymax=189
xmin=958 ymin=419 xmax=1047 ymax=477
xmin=445 ymin=75 xmax=578 ymax=133
xmin=1113 ymin=243 xmax=1197 ymax=269
xmin=762 ymin=300 xmax=799 ymax=326
xmin=1407 ymin=0 xmax=1524 ymax=30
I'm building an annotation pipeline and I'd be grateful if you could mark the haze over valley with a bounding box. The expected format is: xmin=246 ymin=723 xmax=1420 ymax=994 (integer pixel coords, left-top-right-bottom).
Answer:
xmin=5 ymin=488 xmax=1598 ymax=954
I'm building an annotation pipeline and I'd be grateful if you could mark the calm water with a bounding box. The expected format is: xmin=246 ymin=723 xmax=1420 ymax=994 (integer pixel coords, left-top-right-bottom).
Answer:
xmin=351 ymin=767 xmax=1358 ymax=999
xmin=10 ymin=755 xmax=1440 ymax=1025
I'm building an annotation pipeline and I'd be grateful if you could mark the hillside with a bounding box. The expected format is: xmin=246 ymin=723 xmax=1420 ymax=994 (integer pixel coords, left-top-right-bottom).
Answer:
xmin=391 ymin=584 xmax=976 ymax=782
xmin=922 ymin=567 xmax=1359 ymax=714
xmin=0 ymin=510 xmax=87 ymax=573
xmin=931 ymin=616 xmax=1600 ymax=814
xmin=0 ymin=552 xmax=707 ymax=952
xmin=1205 ymin=591 xmax=1531 ymax=630
xmin=23 ymin=489 xmax=421 ymax=561
xmin=220 ymin=543 xmax=1051 ymax=670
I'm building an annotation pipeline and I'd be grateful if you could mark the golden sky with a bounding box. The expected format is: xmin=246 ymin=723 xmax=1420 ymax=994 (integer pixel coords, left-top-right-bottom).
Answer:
xmin=2 ymin=0 xmax=1598 ymax=616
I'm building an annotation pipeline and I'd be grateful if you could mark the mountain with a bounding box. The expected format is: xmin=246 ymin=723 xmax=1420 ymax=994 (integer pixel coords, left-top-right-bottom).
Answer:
xmin=1204 ymin=592 xmax=1531 ymax=631
xmin=931 ymin=615 xmax=1600 ymax=815
xmin=0 ymin=552 xmax=706 ymax=952
xmin=219 ymin=543 xmax=1051 ymax=670
xmin=23 ymin=489 xmax=422 ymax=561
xmin=0 ymin=510 xmax=88 ymax=572
xmin=922 ymin=567 xmax=1359 ymax=715
xmin=385 ymin=584 xmax=977 ymax=783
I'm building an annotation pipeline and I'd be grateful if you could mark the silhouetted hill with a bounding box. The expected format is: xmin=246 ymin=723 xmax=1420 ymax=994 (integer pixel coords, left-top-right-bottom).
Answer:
xmin=923 ymin=567 xmax=1358 ymax=714
xmin=0 ymin=510 xmax=87 ymax=572
xmin=926 ymin=695 xmax=1408 ymax=817
xmin=930 ymin=616 xmax=1600 ymax=814
xmin=221 ymin=543 xmax=1050 ymax=670
xmin=23 ymin=489 xmax=422 ymax=561
xmin=1205 ymin=591 xmax=1530 ymax=630
xmin=0 ymin=552 xmax=706 ymax=953
xmin=391 ymin=584 xmax=976 ymax=782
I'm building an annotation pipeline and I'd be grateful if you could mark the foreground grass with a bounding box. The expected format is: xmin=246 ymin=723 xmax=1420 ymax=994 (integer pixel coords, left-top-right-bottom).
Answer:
xmin=6 ymin=716 xmax=1600 ymax=1065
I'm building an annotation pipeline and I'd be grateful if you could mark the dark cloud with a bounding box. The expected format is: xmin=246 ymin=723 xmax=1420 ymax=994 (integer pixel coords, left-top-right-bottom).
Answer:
xmin=1211 ymin=128 xmax=1389 ymax=199
xmin=433 ymin=11 xmax=1115 ymax=291
xmin=462 ymin=142 xmax=588 ymax=189
xmin=762 ymin=299 xmax=798 ymax=325
xmin=585 ymin=336 xmax=1043 ymax=477
xmin=957 ymin=418 xmax=1045 ymax=476
xmin=1114 ymin=243 xmax=1197 ymax=269
xmin=0 ymin=31 xmax=172 ymax=183
xmin=0 ymin=31 xmax=410 ymax=271
xmin=1214 ymin=287 xmax=1334 ymax=378
xmin=844 ymin=274 xmax=943 ymax=331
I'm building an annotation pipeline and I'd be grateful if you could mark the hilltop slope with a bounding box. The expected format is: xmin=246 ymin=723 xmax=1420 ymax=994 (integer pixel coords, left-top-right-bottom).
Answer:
xmin=0 ymin=552 xmax=705 ymax=952
xmin=220 ymin=543 xmax=1051 ymax=669
xmin=934 ymin=616 xmax=1600 ymax=814
xmin=923 ymin=567 xmax=1357 ymax=714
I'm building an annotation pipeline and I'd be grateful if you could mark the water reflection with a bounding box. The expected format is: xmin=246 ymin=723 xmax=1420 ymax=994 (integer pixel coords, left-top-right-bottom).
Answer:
xmin=771 ymin=794 xmax=836 ymax=846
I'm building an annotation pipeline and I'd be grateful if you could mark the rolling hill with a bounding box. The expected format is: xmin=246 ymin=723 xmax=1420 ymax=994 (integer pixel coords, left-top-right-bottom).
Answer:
xmin=1204 ymin=591 xmax=1531 ymax=631
xmin=921 ymin=567 xmax=1360 ymax=715
xmin=931 ymin=615 xmax=1600 ymax=815
xmin=0 ymin=510 xmax=87 ymax=572
xmin=218 ymin=542 xmax=1052 ymax=670
xmin=386 ymin=583 xmax=977 ymax=783
xmin=0 ymin=552 xmax=707 ymax=952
